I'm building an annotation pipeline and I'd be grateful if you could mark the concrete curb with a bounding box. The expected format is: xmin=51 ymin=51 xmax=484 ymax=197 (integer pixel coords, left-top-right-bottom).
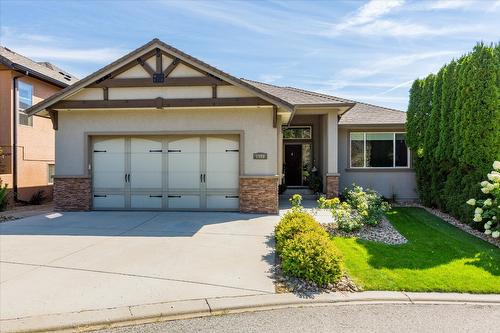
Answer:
xmin=2 ymin=291 xmax=500 ymax=333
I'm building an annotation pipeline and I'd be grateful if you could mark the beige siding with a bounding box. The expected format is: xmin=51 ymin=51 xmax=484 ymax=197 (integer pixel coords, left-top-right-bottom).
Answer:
xmin=56 ymin=107 xmax=277 ymax=177
xmin=217 ymin=86 xmax=255 ymax=98
xmin=338 ymin=127 xmax=417 ymax=200
xmin=115 ymin=64 xmax=150 ymax=79
xmin=108 ymin=86 xmax=213 ymax=99
xmin=66 ymin=88 xmax=104 ymax=101
xmin=169 ymin=63 xmax=204 ymax=77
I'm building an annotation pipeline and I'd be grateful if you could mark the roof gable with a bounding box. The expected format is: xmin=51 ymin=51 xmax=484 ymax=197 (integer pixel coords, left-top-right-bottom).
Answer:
xmin=25 ymin=39 xmax=296 ymax=116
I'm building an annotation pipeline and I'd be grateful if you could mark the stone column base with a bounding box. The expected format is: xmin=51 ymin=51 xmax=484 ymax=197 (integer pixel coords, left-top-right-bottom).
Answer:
xmin=239 ymin=176 xmax=279 ymax=214
xmin=326 ymin=174 xmax=340 ymax=199
xmin=54 ymin=177 xmax=91 ymax=211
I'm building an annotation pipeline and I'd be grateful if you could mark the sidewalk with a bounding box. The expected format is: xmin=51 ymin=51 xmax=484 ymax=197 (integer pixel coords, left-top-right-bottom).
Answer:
xmin=2 ymin=291 xmax=499 ymax=333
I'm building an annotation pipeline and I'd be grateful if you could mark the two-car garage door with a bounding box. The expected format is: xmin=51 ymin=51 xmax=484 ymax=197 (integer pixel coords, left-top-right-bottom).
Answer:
xmin=91 ymin=135 xmax=240 ymax=211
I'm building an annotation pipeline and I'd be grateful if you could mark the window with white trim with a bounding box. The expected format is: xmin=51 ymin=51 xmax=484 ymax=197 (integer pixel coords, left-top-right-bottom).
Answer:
xmin=350 ymin=132 xmax=410 ymax=168
xmin=18 ymin=81 xmax=33 ymax=126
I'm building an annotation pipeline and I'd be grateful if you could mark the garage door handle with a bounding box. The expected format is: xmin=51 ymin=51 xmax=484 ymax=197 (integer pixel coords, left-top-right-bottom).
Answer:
xmin=94 ymin=194 xmax=107 ymax=198
xmin=93 ymin=150 xmax=106 ymax=153
xmin=149 ymin=195 xmax=163 ymax=198
xmin=168 ymin=195 xmax=181 ymax=198
xmin=149 ymin=149 xmax=162 ymax=153
xmin=225 ymin=149 xmax=239 ymax=152
xmin=225 ymin=195 xmax=239 ymax=198
xmin=203 ymin=174 xmax=206 ymax=182
xmin=168 ymin=149 xmax=181 ymax=153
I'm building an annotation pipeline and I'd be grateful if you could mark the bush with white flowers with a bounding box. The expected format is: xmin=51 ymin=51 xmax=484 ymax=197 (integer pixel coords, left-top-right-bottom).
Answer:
xmin=466 ymin=161 xmax=500 ymax=238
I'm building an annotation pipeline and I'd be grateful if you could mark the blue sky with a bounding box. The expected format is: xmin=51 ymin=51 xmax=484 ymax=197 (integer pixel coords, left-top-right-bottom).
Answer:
xmin=1 ymin=0 xmax=499 ymax=110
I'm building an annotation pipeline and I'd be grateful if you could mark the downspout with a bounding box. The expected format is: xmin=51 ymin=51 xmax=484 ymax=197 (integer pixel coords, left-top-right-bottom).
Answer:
xmin=12 ymin=75 xmax=20 ymax=201
xmin=12 ymin=73 xmax=26 ymax=202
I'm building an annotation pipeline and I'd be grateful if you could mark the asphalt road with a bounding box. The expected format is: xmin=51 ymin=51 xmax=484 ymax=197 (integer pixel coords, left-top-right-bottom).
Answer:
xmin=98 ymin=303 xmax=500 ymax=333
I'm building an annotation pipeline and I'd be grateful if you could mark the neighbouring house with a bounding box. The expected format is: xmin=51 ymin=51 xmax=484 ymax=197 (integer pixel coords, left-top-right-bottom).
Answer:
xmin=25 ymin=39 xmax=416 ymax=214
xmin=0 ymin=46 xmax=78 ymax=204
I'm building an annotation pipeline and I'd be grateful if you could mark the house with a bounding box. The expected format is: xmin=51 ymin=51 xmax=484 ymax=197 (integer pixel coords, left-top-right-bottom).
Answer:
xmin=25 ymin=39 xmax=416 ymax=214
xmin=0 ymin=46 xmax=78 ymax=203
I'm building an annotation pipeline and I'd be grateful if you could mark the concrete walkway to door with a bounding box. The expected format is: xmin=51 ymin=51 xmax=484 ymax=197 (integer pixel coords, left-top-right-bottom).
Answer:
xmin=0 ymin=211 xmax=279 ymax=321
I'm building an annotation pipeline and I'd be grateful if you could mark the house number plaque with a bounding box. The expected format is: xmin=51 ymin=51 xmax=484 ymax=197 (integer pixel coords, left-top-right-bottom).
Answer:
xmin=253 ymin=152 xmax=267 ymax=160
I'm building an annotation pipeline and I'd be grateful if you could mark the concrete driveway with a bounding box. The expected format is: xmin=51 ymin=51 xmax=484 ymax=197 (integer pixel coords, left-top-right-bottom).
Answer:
xmin=0 ymin=211 xmax=279 ymax=320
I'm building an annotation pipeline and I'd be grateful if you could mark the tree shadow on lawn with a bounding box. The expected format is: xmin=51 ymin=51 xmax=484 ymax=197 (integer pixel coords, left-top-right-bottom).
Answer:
xmin=357 ymin=208 xmax=500 ymax=276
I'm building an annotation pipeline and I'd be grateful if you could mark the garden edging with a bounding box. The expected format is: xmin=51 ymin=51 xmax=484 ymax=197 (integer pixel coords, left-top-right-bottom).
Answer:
xmin=2 ymin=291 xmax=500 ymax=333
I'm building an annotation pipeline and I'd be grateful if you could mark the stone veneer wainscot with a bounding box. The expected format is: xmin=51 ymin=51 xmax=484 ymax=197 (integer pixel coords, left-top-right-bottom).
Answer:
xmin=239 ymin=176 xmax=279 ymax=214
xmin=54 ymin=177 xmax=91 ymax=211
xmin=326 ymin=174 xmax=340 ymax=198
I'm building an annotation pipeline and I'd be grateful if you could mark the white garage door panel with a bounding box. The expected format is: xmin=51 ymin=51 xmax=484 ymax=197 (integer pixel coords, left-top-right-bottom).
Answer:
xmin=131 ymin=195 xmax=162 ymax=209
xmin=206 ymin=137 xmax=239 ymax=190
xmin=168 ymin=137 xmax=200 ymax=190
xmin=92 ymin=135 xmax=239 ymax=211
xmin=207 ymin=195 xmax=239 ymax=210
xmin=93 ymin=138 xmax=125 ymax=189
xmin=93 ymin=194 xmax=125 ymax=209
xmin=130 ymin=138 xmax=162 ymax=189
xmin=168 ymin=195 xmax=200 ymax=209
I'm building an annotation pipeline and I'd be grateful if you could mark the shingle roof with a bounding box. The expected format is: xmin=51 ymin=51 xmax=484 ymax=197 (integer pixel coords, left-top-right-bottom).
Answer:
xmin=242 ymin=79 xmax=406 ymax=125
xmin=0 ymin=46 xmax=78 ymax=87
xmin=242 ymin=79 xmax=351 ymax=105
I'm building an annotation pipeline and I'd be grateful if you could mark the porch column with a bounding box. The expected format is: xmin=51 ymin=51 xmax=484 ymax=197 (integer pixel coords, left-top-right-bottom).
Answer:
xmin=325 ymin=110 xmax=340 ymax=198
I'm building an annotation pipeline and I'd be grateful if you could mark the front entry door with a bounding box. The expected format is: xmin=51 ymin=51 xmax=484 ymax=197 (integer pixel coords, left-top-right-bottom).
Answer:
xmin=284 ymin=144 xmax=302 ymax=186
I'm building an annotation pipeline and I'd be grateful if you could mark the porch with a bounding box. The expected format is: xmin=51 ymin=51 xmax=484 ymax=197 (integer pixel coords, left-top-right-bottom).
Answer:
xmin=278 ymin=112 xmax=339 ymax=198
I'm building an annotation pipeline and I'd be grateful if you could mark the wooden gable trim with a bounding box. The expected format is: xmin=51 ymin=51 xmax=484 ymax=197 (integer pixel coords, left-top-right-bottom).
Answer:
xmin=155 ymin=48 xmax=162 ymax=73
xmin=52 ymin=97 xmax=272 ymax=110
xmin=89 ymin=76 xmax=230 ymax=88
xmin=163 ymin=58 xmax=180 ymax=76
xmin=137 ymin=56 xmax=155 ymax=77
xmin=47 ymin=108 xmax=58 ymax=130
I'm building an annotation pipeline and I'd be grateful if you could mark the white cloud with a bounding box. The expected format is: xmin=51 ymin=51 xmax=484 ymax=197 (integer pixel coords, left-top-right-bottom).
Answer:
xmin=9 ymin=46 xmax=125 ymax=63
xmin=427 ymin=0 xmax=475 ymax=10
xmin=1 ymin=27 xmax=126 ymax=64
xmin=355 ymin=19 xmax=483 ymax=37
xmin=369 ymin=80 xmax=413 ymax=97
xmin=336 ymin=0 xmax=405 ymax=31
xmin=258 ymin=74 xmax=283 ymax=83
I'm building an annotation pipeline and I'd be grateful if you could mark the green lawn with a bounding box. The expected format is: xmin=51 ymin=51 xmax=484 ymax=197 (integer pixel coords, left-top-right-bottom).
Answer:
xmin=332 ymin=207 xmax=500 ymax=293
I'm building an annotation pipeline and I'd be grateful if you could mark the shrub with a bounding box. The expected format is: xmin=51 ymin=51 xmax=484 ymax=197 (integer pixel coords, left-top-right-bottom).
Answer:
xmin=289 ymin=194 xmax=302 ymax=208
xmin=407 ymin=43 xmax=500 ymax=224
xmin=281 ymin=231 xmax=343 ymax=285
xmin=275 ymin=210 xmax=326 ymax=254
xmin=317 ymin=196 xmax=340 ymax=209
xmin=0 ymin=180 xmax=9 ymax=211
xmin=466 ymin=161 xmax=500 ymax=238
xmin=332 ymin=202 xmax=363 ymax=232
xmin=345 ymin=185 xmax=390 ymax=226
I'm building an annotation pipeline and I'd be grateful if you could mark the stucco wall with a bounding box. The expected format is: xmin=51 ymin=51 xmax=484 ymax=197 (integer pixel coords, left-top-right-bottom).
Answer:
xmin=56 ymin=107 xmax=278 ymax=177
xmin=338 ymin=127 xmax=417 ymax=200
xmin=0 ymin=69 xmax=57 ymax=201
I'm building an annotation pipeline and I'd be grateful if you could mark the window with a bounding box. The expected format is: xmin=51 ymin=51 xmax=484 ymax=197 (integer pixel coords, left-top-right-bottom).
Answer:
xmin=283 ymin=126 xmax=312 ymax=139
xmin=48 ymin=164 xmax=55 ymax=184
xmin=350 ymin=132 xmax=410 ymax=168
xmin=18 ymin=81 xmax=33 ymax=126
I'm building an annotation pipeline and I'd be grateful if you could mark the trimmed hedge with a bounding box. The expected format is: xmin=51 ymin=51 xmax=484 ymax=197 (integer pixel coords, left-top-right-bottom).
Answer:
xmin=281 ymin=231 xmax=343 ymax=286
xmin=406 ymin=42 xmax=500 ymax=225
xmin=274 ymin=209 xmax=343 ymax=286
